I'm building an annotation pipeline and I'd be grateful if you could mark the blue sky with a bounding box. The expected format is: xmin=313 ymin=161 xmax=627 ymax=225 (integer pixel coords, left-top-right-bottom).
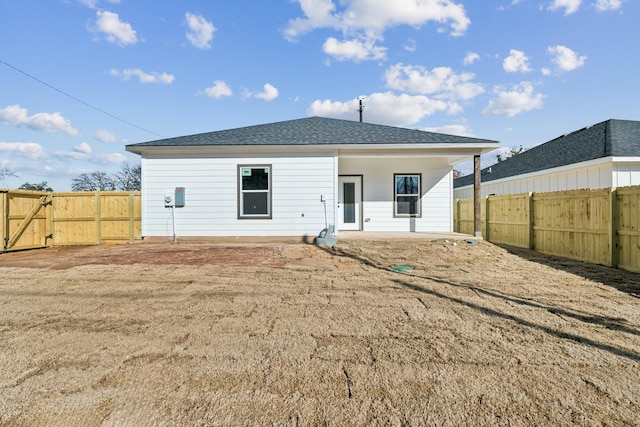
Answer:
xmin=0 ymin=0 xmax=637 ymax=190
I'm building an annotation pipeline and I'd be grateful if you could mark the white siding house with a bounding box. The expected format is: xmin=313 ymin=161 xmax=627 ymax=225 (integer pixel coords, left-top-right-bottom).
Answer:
xmin=339 ymin=156 xmax=454 ymax=232
xmin=454 ymin=119 xmax=640 ymax=199
xmin=127 ymin=117 xmax=498 ymax=239
xmin=140 ymin=153 xmax=336 ymax=238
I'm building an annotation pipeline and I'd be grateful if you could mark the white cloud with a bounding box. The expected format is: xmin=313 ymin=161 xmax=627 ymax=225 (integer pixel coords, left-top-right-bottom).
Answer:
xmin=322 ymin=37 xmax=386 ymax=61
xmin=595 ymin=0 xmax=622 ymax=11
xmin=422 ymin=124 xmax=474 ymax=137
xmin=185 ymin=12 xmax=215 ymax=49
xmin=307 ymin=92 xmax=454 ymax=126
xmin=78 ymin=0 xmax=98 ymax=8
xmin=285 ymin=0 xmax=470 ymax=39
xmin=204 ymin=80 xmax=233 ymax=99
xmin=284 ymin=0 xmax=470 ymax=62
xmin=503 ymin=49 xmax=532 ymax=73
xmin=547 ymin=45 xmax=587 ymax=71
xmin=0 ymin=142 xmax=47 ymax=160
xmin=403 ymin=39 xmax=416 ymax=52
xmin=99 ymin=153 xmax=129 ymax=164
xmin=283 ymin=0 xmax=343 ymax=40
xmin=240 ymin=84 xmax=280 ymax=101
xmin=93 ymin=11 xmax=137 ymax=46
xmin=79 ymin=0 xmax=121 ymax=6
xmin=110 ymin=68 xmax=175 ymax=84
xmin=548 ymin=0 xmax=582 ymax=15
xmin=463 ymin=52 xmax=480 ymax=65
xmin=54 ymin=143 xmax=93 ymax=160
xmin=54 ymin=142 xmax=128 ymax=164
xmin=94 ymin=129 xmax=120 ymax=143
xmin=383 ymin=63 xmax=484 ymax=104
xmin=482 ymin=82 xmax=545 ymax=117
xmin=0 ymin=105 xmax=79 ymax=136
xmin=74 ymin=142 xmax=93 ymax=155
xmin=254 ymin=84 xmax=279 ymax=101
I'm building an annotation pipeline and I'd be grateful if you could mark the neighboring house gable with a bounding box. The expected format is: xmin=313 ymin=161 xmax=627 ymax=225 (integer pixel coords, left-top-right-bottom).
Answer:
xmin=454 ymin=119 xmax=640 ymax=198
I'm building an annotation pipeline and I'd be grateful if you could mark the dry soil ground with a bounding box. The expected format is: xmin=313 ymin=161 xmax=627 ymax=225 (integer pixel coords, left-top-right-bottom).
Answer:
xmin=0 ymin=239 xmax=639 ymax=426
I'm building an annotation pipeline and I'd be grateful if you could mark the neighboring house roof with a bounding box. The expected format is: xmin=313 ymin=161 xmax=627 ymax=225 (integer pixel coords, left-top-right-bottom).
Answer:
xmin=126 ymin=116 xmax=497 ymax=152
xmin=454 ymin=119 xmax=640 ymax=188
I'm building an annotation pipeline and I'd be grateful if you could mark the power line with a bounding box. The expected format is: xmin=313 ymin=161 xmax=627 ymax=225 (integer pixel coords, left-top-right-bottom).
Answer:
xmin=0 ymin=59 xmax=164 ymax=138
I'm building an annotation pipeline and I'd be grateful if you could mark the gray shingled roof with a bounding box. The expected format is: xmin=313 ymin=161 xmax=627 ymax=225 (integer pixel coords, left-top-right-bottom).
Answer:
xmin=126 ymin=116 xmax=497 ymax=150
xmin=454 ymin=119 xmax=640 ymax=188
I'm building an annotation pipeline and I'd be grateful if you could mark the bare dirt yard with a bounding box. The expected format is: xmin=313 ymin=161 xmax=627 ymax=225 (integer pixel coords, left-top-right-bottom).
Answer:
xmin=1 ymin=239 xmax=639 ymax=426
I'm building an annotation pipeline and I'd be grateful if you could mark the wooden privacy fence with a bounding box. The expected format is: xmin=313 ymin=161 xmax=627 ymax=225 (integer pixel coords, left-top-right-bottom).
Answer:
xmin=1 ymin=189 xmax=141 ymax=252
xmin=454 ymin=186 xmax=640 ymax=273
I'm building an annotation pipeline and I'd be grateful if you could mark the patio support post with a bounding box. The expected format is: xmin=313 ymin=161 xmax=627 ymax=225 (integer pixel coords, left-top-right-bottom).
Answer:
xmin=473 ymin=154 xmax=482 ymax=238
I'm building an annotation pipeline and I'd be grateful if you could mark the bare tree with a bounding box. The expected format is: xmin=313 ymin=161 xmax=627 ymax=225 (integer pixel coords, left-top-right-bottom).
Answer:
xmin=496 ymin=145 xmax=526 ymax=162
xmin=0 ymin=167 xmax=17 ymax=185
xmin=19 ymin=181 xmax=53 ymax=192
xmin=115 ymin=163 xmax=141 ymax=191
xmin=70 ymin=163 xmax=141 ymax=192
xmin=452 ymin=169 xmax=462 ymax=179
xmin=71 ymin=171 xmax=116 ymax=191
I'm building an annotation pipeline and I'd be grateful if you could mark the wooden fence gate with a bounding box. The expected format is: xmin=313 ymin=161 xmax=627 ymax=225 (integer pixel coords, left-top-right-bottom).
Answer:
xmin=1 ymin=189 xmax=141 ymax=252
xmin=1 ymin=190 xmax=51 ymax=252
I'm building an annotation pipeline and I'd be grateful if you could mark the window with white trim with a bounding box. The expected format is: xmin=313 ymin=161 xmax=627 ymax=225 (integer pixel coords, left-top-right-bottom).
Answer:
xmin=238 ymin=165 xmax=271 ymax=219
xmin=394 ymin=173 xmax=421 ymax=217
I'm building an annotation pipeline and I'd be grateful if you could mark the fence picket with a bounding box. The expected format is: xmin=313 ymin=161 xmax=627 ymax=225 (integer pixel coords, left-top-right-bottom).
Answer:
xmin=455 ymin=186 xmax=640 ymax=272
xmin=0 ymin=189 xmax=141 ymax=251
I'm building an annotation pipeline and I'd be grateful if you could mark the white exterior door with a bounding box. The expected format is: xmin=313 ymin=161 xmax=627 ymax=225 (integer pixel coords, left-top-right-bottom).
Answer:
xmin=338 ymin=176 xmax=362 ymax=231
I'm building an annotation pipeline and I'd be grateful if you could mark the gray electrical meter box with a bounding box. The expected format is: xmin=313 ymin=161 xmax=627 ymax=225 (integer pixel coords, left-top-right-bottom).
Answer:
xmin=175 ymin=187 xmax=185 ymax=208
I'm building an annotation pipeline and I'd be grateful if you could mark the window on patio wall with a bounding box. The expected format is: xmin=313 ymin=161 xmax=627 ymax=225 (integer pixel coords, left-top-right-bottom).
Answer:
xmin=394 ymin=173 xmax=421 ymax=217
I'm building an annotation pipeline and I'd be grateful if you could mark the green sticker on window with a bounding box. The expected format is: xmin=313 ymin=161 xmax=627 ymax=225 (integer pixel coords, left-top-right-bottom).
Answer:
xmin=242 ymin=168 xmax=252 ymax=176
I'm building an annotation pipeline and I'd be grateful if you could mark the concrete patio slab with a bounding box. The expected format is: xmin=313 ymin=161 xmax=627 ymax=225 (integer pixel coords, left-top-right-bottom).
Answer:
xmin=337 ymin=231 xmax=478 ymax=240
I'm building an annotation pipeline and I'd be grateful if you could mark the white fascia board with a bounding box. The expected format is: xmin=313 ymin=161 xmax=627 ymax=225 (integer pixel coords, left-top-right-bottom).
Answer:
xmin=335 ymin=142 xmax=498 ymax=152
xmin=126 ymin=142 xmax=499 ymax=157
xmin=337 ymin=144 xmax=498 ymax=157
xmin=611 ymin=156 xmax=640 ymax=163
xmin=128 ymin=145 xmax=338 ymax=157
xmin=454 ymin=156 xmax=621 ymax=191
